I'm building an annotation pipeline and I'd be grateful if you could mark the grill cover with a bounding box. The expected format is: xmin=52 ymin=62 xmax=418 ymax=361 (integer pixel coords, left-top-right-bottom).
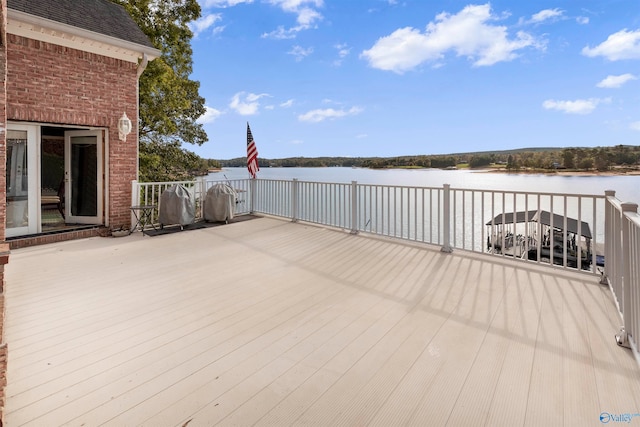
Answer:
xmin=204 ymin=183 xmax=237 ymax=222
xmin=158 ymin=184 xmax=195 ymax=226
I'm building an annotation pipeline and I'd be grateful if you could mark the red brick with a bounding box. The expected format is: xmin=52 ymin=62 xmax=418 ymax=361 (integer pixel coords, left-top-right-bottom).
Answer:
xmin=6 ymin=34 xmax=140 ymax=229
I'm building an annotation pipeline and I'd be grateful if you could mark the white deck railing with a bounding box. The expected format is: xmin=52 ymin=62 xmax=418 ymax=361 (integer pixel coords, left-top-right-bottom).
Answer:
xmin=133 ymin=178 xmax=605 ymax=270
xmin=603 ymin=191 xmax=640 ymax=362
xmin=132 ymin=177 xmax=638 ymax=365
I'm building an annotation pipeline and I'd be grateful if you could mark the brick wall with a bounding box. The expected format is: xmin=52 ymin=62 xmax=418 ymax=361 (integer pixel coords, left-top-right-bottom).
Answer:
xmin=0 ymin=0 xmax=7 ymax=424
xmin=8 ymin=227 xmax=106 ymax=250
xmin=6 ymin=34 xmax=140 ymax=228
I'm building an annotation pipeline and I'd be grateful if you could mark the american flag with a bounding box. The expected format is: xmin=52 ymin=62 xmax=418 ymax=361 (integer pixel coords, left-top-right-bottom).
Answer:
xmin=246 ymin=123 xmax=259 ymax=179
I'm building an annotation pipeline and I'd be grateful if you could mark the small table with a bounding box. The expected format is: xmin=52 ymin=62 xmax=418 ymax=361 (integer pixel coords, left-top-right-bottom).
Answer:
xmin=130 ymin=205 xmax=157 ymax=236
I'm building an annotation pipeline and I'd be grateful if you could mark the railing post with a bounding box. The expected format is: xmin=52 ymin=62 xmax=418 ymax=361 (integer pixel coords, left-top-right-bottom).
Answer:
xmin=130 ymin=179 xmax=139 ymax=228
xmin=292 ymin=179 xmax=298 ymax=222
xmin=131 ymin=179 xmax=139 ymax=206
xmin=616 ymin=202 xmax=638 ymax=348
xmin=350 ymin=181 xmax=358 ymax=234
xmin=602 ymin=190 xmax=616 ymax=285
xmin=197 ymin=176 xmax=206 ymax=221
xmin=441 ymin=184 xmax=453 ymax=253
xmin=250 ymin=178 xmax=256 ymax=214
xmin=198 ymin=176 xmax=206 ymax=199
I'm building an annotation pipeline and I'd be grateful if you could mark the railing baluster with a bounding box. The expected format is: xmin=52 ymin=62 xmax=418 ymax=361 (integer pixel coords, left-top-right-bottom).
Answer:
xmin=442 ymin=184 xmax=452 ymax=253
xmin=350 ymin=181 xmax=358 ymax=234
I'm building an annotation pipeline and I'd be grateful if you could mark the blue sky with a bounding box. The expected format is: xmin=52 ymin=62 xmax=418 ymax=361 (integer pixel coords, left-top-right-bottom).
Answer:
xmin=187 ymin=0 xmax=640 ymax=160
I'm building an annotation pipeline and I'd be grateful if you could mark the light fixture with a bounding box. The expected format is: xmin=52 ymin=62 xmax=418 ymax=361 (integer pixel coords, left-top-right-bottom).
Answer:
xmin=118 ymin=112 xmax=132 ymax=141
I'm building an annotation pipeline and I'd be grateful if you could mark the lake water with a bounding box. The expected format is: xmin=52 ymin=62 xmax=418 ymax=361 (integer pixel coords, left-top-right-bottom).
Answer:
xmin=211 ymin=167 xmax=639 ymax=204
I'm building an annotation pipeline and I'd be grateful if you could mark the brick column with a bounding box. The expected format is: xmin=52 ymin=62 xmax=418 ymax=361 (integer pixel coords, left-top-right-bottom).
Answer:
xmin=0 ymin=0 xmax=9 ymax=423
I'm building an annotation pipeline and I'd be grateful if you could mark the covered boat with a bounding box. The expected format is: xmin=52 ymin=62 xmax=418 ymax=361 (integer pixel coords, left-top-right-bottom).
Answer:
xmin=486 ymin=210 xmax=594 ymax=269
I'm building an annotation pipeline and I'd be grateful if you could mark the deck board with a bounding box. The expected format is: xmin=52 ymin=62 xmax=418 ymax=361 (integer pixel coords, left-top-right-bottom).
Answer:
xmin=4 ymin=216 xmax=640 ymax=426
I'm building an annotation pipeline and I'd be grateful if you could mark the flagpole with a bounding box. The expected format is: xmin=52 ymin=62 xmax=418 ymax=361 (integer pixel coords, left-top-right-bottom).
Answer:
xmin=246 ymin=122 xmax=259 ymax=180
xmin=246 ymin=122 xmax=259 ymax=212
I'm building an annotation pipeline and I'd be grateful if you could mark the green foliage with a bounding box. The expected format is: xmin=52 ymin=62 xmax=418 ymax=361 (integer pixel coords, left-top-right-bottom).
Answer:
xmin=139 ymin=140 xmax=208 ymax=182
xmin=468 ymin=155 xmax=493 ymax=168
xmin=562 ymin=149 xmax=575 ymax=169
xmin=206 ymin=159 xmax=221 ymax=169
xmin=594 ymin=148 xmax=611 ymax=171
xmin=428 ymin=156 xmax=455 ymax=168
xmin=112 ymin=0 xmax=208 ymax=181
xmin=506 ymin=154 xmax=520 ymax=170
xmin=577 ymin=157 xmax=595 ymax=170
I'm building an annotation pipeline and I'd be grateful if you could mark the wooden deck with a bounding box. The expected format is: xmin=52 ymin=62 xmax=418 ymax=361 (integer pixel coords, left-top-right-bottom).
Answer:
xmin=5 ymin=216 xmax=640 ymax=426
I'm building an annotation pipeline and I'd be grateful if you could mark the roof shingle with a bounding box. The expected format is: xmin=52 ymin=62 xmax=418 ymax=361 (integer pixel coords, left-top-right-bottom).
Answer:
xmin=8 ymin=0 xmax=155 ymax=49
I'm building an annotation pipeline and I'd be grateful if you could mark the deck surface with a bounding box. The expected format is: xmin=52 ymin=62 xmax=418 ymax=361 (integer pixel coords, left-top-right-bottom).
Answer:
xmin=5 ymin=216 xmax=640 ymax=426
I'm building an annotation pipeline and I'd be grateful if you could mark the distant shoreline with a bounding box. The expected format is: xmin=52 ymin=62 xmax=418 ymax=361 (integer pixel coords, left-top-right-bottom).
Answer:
xmin=478 ymin=167 xmax=640 ymax=177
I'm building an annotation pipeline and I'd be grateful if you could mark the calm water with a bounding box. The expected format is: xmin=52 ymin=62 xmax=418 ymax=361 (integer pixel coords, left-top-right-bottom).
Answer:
xmin=211 ymin=167 xmax=640 ymax=204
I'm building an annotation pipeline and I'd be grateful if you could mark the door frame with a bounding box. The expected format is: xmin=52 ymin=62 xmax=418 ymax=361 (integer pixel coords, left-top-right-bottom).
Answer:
xmin=5 ymin=124 xmax=40 ymax=237
xmin=64 ymin=130 xmax=104 ymax=224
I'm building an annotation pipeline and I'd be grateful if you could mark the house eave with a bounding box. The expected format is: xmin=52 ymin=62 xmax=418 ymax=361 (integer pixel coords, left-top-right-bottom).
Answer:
xmin=7 ymin=9 xmax=161 ymax=64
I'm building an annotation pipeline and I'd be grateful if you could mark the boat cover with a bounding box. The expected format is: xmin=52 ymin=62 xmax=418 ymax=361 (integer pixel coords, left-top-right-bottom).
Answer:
xmin=204 ymin=183 xmax=237 ymax=222
xmin=158 ymin=184 xmax=195 ymax=226
xmin=486 ymin=210 xmax=592 ymax=239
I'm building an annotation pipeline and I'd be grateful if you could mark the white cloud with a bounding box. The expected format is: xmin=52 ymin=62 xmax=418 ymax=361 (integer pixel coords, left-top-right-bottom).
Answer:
xmin=298 ymin=106 xmax=363 ymax=123
xmin=333 ymin=43 xmax=351 ymax=66
xmin=335 ymin=43 xmax=350 ymax=58
xmin=576 ymin=16 xmax=589 ymax=25
xmin=266 ymin=0 xmax=323 ymax=14
xmin=201 ymin=0 xmax=253 ymax=7
xmin=582 ymin=29 xmax=640 ymax=60
xmin=212 ymin=25 xmax=226 ymax=36
xmin=360 ymin=4 xmax=542 ymax=73
xmin=262 ymin=0 xmax=323 ymax=39
xmin=542 ymin=98 xmax=610 ymax=115
xmin=189 ymin=14 xmax=223 ymax=37
xmin=356 ymin=133 xmax=368 ymax=139
xmin=280 ymin=99 xmax=294 ymax=107
xmin=297 ymin=7 xmax=322 ymax=26
xmin=197 ymin=106 xmax=223 ymax=123
xmin=630 ymin=121 xmax=640 ymax=131
xmin=229 ymin=92 xmax=270 ymax=115
xmin=596 ymin=73 xmax=637 ymax=88
xmin=262 ymin=26 xmax=298 ymax=40
xmin=288 ymin=45 xmax=313 ymax=61
xmin=530 ymin=8 xmax=564 ymax=24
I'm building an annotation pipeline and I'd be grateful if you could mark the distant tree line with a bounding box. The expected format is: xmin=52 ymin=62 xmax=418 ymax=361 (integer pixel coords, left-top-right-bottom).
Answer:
xmin=503 ymin=145 xmax=640 ymax=172
xmin=215 ymin=145 xmax=640 ymax=172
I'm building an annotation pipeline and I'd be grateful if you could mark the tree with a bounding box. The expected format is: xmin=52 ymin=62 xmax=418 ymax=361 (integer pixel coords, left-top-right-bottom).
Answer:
xmin=139 ymin=140 xmax=208 ymax=182
xmin=577 ymin=157 xmax=594 ymax=170
xmin=562 ymin=149 xmax=575 ymax=169
xmin=468 ymin=155 xmax=492 ymax=168
xmin=594 ymin=148 xmax=611 ymax=171
xmin=112 ymin=0 xmax=208 ymax=179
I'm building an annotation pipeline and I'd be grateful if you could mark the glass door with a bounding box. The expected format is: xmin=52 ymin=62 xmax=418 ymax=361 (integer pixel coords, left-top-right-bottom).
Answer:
xmin=64 ymin=130 xmax=103 ymax=224
xmin=6 ymin=126 xmax=38 ymax=237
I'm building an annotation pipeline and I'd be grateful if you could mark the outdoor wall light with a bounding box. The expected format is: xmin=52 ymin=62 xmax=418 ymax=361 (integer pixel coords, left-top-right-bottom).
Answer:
xmin=118 ymin=112 xmax=132 ymax=141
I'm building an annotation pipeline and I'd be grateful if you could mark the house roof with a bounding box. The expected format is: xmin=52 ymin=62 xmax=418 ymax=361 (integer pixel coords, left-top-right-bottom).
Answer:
xmin=8 ymin=0 xmax=155 ymax=49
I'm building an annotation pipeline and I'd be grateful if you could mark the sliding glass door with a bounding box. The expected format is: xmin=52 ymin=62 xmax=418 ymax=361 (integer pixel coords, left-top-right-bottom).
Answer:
xmin=6 ymin=125 xmax=38 ymax=237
